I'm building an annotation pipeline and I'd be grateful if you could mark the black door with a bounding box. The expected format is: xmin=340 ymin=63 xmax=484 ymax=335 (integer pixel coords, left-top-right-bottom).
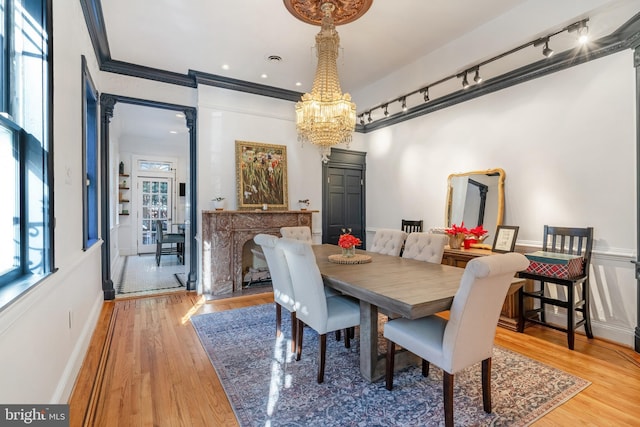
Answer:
xmin=322 ymin=148 xmax=366 ymax=246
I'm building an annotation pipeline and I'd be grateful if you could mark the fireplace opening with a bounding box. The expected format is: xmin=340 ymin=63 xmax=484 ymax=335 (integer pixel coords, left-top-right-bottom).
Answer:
xmin=242 ymin=240 xmax=271 ymax=288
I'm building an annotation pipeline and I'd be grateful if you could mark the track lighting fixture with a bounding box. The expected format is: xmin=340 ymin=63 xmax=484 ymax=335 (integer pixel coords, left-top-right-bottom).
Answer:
xmin=461 ymin=72 xmax=470 ymax=89
xmin=473 ymin=69 xmax=482 ymax=84
xmin=357 ymin=17 xmax=590 ymax=127
xmin=534 ymin=37 xmax=554 ymax=58
xmin=400 ymin=97 xmax=407 ymax=112
xmin=568 ymin=20 xmax=589 ymax=44
xmin=421 ymin=87 xmax=430 ymax=102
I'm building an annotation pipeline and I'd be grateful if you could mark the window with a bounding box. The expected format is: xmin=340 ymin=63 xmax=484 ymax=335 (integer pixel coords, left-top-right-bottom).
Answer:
xmin=0 ymin=0 xmax=52 ymax=291
xmin=82 ymin=56 xmax=98 ymax=249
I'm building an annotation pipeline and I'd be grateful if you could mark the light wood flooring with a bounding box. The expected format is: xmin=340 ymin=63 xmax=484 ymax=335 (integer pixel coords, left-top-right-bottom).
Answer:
xmin=69 ymin=291 xmax=640 ymax=426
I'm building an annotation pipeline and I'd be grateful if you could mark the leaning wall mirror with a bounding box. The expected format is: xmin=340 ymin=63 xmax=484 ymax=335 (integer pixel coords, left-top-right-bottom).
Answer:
xmin=445 ymin=168 xmax=505 ymax=246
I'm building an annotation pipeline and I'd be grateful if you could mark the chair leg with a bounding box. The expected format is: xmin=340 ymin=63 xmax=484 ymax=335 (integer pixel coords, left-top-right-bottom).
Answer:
xmin=582 ymin=281 xmax=594 ymax=339
xmin=539 ymin=282 xmax=546 ymax=323
xmin=443 ymin=372 xmax=454 ymax=427
xmin=318 ymin=333 xmax=327 ymax=383
xmin=296 ymin=319 xmax=304 ymax=361
xmin=344 ymin=328 xmax=351 ymax=349
xmin=349 ymin=327 xmax=355 ymax=339
xmin=156 ymin=243 xmax=161 ymax=266
xmin=290 ymin=311 xmax=297 ymax=354
xmin=385 ymin=339 xmax=395 ymax=391
xmin=275 ymin=303 xmax=282 ymax=337
xmin=481 ymin=358 xmax=492 ymax=413
xmin=335 ymin=330 xmax=341 ymax=341
xmin=517 ymin=287 xmax=525 ymax=333
xmin=422 ymin=360 xmax=429 ymax=377
xmin=567 ymin=283 xmax=575 ymax=350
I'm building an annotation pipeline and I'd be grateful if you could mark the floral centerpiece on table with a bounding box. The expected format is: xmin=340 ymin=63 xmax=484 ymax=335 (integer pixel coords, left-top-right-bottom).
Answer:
xmin=338 ymin=228 xmax=361 ymax=258
xmin=445 ymin=222 xmax=468 ymax=249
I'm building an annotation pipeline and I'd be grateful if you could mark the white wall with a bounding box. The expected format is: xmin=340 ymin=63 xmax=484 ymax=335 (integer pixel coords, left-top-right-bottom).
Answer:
xmin=351 ymin=50 xmax=637 ymax=346
xmin=0 ymin=1 xmax=105 ymax=403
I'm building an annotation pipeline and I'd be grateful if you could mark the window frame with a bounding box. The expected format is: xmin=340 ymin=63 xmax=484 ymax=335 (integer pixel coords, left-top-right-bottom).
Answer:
xmin=0 ymin=0 xmax=54 ymax=302
xmin=82 ymin=55 xmax=99 ymax=249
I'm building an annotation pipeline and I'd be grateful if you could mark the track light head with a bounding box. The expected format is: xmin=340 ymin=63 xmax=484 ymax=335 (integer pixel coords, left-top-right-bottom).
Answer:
xmin=568 ymin=20 xmax=589 ymax=45
xmin=383 ymin=104 xmax=389 ymax=117
xmin=543 ymin=41 xmax=554 ymax=57
xmin=367 ymin=111 xmax=372 ymax=123
xmin=461 ymin=72 xmax=470 ymax=89
xmin=400 ymin=97 xmax=407 ymax=112
xmin=473 ymin=69 xmax=482 ymax=84
xmin=421 ymin=88 xmax=430 ymax=102
xmin=359 ymin=114 xmax=365 ymax=126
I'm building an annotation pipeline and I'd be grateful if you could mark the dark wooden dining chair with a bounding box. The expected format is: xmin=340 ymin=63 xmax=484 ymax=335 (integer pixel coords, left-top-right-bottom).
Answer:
xmin=155 ymin=219 xmax=185 ymax=266
xmin=401 ymin=219 xmax=423 ymax=233
xmin=400 ymin=220 xmax=423 ymax=256
xmin=518 ymin=225 xmax=594 ymax=350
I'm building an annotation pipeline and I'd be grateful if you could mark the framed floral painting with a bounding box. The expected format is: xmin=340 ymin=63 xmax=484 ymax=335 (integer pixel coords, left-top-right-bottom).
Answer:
xmin=235 ymin=141 xmax=288 ymax=210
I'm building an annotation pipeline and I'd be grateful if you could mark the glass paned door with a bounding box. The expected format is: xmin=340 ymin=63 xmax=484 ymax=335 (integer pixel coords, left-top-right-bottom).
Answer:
xmin=138 ymin=177 xmax=173 ymax=253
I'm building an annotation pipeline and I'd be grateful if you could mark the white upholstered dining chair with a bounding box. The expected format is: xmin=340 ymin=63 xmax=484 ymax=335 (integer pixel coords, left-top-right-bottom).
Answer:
xmin=277 ymin=238 xmax=361 ymax=383
xmin=384 ymin=252 xmax=530 ymax=427
xmin=280 ymin=226 xmax=313 ymax=244
xmin=401 ymin=232 xmax=448 ymax=264
xmin=253 ymin=234 xmax=298 ymax=353
xmin=369 ymin=229 xmax=408 ymax=256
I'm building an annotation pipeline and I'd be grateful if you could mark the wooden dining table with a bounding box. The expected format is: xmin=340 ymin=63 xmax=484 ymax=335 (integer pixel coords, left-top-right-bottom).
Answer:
xmin=312 ymin=244 xmax=465 ymax=382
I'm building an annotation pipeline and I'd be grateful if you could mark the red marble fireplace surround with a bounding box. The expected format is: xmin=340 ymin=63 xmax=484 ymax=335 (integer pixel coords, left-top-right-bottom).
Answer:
xmin=201 ymin=210 xmax=314 ymax=295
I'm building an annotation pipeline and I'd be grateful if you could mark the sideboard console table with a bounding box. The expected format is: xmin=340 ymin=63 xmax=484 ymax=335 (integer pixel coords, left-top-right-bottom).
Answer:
xmin=442 ymin=247 xmax=531 ymax=331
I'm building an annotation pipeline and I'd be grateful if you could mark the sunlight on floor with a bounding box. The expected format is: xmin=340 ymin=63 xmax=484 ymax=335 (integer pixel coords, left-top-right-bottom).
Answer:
xmin=181 ymin=295 xmax=206 ymax=324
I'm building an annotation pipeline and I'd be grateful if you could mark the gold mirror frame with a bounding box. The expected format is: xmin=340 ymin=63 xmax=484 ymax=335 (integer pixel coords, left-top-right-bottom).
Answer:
xmin=445 ymin=168 xmax=505 ymax=243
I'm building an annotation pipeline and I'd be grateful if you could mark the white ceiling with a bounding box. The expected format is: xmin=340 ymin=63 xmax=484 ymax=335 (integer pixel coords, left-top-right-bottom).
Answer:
xmin=104 ymin=0 xmax=640 ymax=150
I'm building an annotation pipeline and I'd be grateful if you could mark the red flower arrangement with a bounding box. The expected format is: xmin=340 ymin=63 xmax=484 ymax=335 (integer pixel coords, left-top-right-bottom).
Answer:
xmin=445 ymin=222 xmax=468 ymax=236
xmin=468 ymin=225 xmax=488 ymax=238
xmin=338 ymin=233 xmax=362 ymax=249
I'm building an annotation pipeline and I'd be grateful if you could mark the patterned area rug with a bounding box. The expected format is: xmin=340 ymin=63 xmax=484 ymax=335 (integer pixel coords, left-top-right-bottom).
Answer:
xmin=191 ymin=304 xmax=590 ymax=426
xmin=116 ymin=255 xmax=185 ymax=296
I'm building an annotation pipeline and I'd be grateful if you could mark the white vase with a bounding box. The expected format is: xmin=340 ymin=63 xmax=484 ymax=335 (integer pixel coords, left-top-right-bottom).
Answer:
xmin=213 ymin=200 xmax=224 ymax=210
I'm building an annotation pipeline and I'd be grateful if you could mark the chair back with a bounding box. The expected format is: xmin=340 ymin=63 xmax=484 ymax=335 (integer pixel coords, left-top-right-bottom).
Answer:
xmin=277 ymin=238 xmax=328 ymax=331
xmin=369 ymin=229 xmax=408 ymax=256
xmin=280 ymin=226 xmax=313 ymax=244
xmin=155 ymin=219 xmax=165 ymax=244
xmin=543 ymin=225 xmax=593 ymax=277
xmin=401 ymin=219 xmax=423 ymax=233
xmin=254 ymin=234 xmax=297 ymax=312
xmin=443 ymin=252 xmax=530 ymax=373
xmin=401 ymin=233 xmax=448 ymax=263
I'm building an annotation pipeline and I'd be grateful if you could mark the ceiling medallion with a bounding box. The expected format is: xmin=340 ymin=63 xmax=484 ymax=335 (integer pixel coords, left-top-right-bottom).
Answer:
xmin=283 ymin=0 xmax=373 ymax=26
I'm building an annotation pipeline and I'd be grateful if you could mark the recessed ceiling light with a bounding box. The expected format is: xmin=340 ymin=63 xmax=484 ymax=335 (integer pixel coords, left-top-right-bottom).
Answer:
xmin=267 ymin=55 xmax=282 ymax=63
xmin=169 ymin=130 xmax=178 ymax=134
xmin=261 ymin=74 xmax=268 ymax=79
xmin=221 ymin=64 xmax=229 ymax=70
xmin=295 ymin=82 xmax=302 ymax=86
xmin=176 ymin=113 xmax=184 ymax=118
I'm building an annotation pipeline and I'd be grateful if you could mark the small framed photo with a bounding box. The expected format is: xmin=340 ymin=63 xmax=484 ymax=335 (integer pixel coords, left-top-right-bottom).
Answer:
xmin=492 ymin=225 xmax=519 ymax=253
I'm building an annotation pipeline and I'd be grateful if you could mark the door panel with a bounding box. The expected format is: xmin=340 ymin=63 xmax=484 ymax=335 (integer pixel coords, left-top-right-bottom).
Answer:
xmin=138 ymin=177 xmax=173 ymax=253
xmin=325 ymin=167 xmax=364 ymax=245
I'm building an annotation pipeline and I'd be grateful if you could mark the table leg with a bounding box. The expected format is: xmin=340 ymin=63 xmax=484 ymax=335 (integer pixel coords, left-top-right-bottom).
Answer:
xmin=359 ymin=300 xmax=379 ymax=381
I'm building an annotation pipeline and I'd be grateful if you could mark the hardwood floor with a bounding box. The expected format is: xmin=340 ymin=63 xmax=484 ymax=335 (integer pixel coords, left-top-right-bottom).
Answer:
xmin=69 ymin=291 xmax=640 ymax=426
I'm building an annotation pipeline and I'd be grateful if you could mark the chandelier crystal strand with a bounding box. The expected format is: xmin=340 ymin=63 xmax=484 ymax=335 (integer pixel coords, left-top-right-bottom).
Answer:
xmin=295 ymin=2 xmax=356 ymax=163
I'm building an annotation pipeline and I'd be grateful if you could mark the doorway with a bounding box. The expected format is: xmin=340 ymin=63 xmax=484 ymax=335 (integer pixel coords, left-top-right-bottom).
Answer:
xmin=99 ymin=94 xmax=198 ymax=299
xmin=322 ymin=148 xmax=367 ymax=247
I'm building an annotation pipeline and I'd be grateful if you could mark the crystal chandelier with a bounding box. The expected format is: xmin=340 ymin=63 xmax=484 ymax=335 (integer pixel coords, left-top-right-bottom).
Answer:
xmin=295 ymin=2 xmax=356 ymax=163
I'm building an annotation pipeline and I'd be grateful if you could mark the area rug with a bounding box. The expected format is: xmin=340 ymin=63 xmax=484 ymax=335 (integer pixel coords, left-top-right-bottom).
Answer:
xmin=190 ymin=304 xmax=590 ymax=426
xmin=116 ymin=254 xmax=185 ymax=295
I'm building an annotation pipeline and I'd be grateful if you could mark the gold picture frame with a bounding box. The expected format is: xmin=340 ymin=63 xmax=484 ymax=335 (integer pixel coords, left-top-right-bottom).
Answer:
xmin=236 ymin=140 xmax=288 ymax=210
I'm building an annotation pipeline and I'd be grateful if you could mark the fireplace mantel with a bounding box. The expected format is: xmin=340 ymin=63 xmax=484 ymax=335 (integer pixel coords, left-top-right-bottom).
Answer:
xmin=201 ymin=210 xmax=315 ymax=295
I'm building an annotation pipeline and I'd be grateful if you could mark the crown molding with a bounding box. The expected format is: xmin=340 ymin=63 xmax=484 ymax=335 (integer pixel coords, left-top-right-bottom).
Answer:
xmin=81 ymin=1 xmax=640 ymax=133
